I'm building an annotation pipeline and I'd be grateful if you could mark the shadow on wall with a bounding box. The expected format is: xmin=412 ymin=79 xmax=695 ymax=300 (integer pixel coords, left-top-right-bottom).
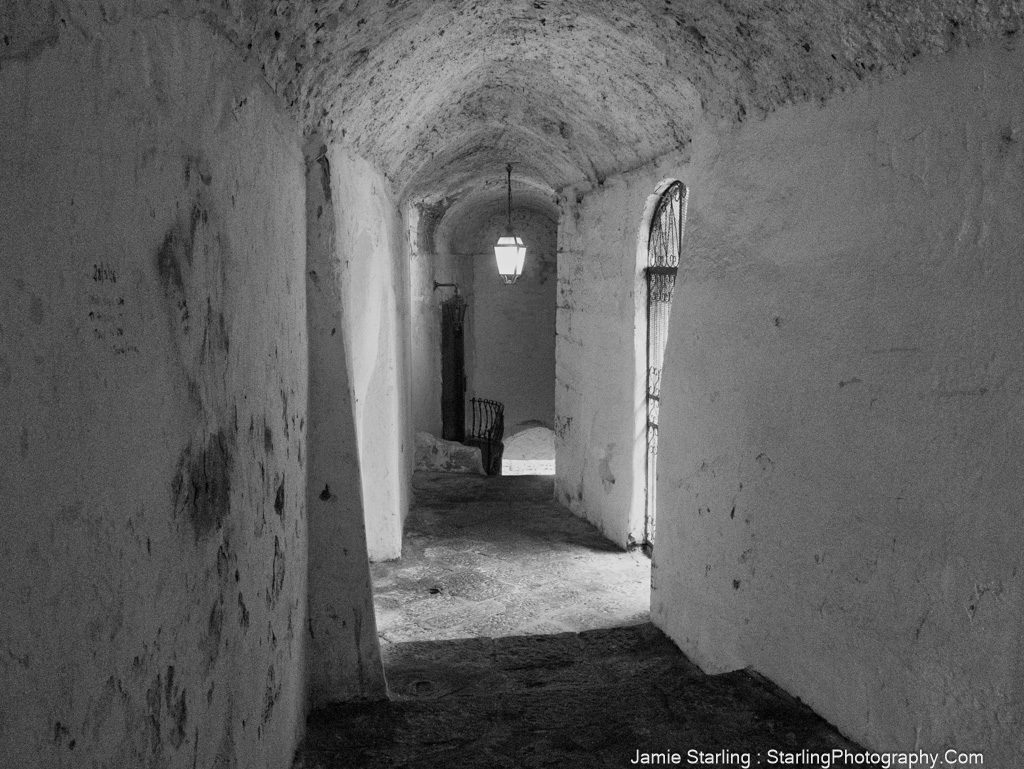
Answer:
xmin=502 ymin=422 xmax=555 ymax=476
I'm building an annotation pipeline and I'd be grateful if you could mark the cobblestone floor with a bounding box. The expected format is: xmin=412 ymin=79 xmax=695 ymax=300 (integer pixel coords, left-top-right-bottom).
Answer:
xmin=294 ymin=473 xmax=862 ymax=769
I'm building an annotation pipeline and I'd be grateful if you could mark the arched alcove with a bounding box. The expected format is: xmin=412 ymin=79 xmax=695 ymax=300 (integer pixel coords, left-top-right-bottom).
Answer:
xmin=502 ymin=422 xmax=556 ymax=476
xmin=415 ymin=184 xmax=560 ymax=446
xmin=631 ymin=179 xmax=689 ymax=552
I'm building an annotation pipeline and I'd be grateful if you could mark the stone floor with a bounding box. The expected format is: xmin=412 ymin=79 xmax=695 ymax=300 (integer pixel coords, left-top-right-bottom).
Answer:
xmin=371 ymin=472 xmax=651 ymax=644
xmin=294 ymin=473 xmax=863 ymax=769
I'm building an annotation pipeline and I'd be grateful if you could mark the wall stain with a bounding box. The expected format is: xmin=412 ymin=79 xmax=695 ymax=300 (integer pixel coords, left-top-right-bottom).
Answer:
xmin=156 ymin=195 xmax=231 ymax=400
xmin=216 ymin=541 xmax=231 ymax=580
xmin=267 ymin=536 xmax=285 ymax=607
xmin=238 ymin=593 xmax=250 ymax=629
xmin=184 ymin=155 xmax=213 ymax=187
xmin=145 ymin=673 xmax=162 ymax=755
xmin=316 ymin=150 xmax=332 ymax=201
xmin=217 ymin=308 xmax=229 ymax=355
xmin=164 ymin=666 xmax=187 ymax=749
xmin=599 ymin=444 xmax=616 ymax=491
xmin=52 ymin=720 xmax=69 ymax=746
xmin=173 ymin=430 xmax=234 ymax=541
xmin=156 ymin=203 xmax=201 ymax=305
xmin=201 ymin=598 xmax=225 ymax=674
xmin=274 ymin=478 xmax=285 ymax=517
xmin=211 ymin=698 xmax=235 ymax=769
xmin=261 ymin=665 xmax=281 ymax=725
xmin=0 ymin=1 xmax=60 ymax=62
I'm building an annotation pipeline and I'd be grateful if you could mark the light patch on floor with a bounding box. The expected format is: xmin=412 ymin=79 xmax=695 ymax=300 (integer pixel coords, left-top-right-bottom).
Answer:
xmin=371 ymin=473 xmax=649 ymax=646
xmin=501 ymin=458 xmax=556 ymax=476
xmin=500 ymin=424 xmax=556 ymax=476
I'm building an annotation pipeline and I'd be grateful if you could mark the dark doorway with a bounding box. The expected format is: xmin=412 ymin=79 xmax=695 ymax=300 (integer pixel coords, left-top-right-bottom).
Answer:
xmin=441 ymin=304 xmax=466 ymax=442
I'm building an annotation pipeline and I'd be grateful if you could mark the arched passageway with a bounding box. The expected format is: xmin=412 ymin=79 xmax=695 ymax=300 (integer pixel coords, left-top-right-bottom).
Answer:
xmin=3 ymin=2 xmax=1024 ymax=767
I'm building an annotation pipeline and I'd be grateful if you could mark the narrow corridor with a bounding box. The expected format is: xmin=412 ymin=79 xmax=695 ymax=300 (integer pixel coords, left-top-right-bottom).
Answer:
xmin=294 ymin=475 xmax=862 ymax=768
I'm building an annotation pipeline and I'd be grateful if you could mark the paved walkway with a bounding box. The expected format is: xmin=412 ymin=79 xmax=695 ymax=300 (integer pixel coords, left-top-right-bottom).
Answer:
xmin=294 ymin=473 xmax=861 ymax=769
xmin=371 ymin=473 xmax=650 ymax=645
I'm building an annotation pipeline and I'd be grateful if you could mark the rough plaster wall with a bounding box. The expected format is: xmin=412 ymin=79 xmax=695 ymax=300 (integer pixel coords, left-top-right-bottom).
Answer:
xmin=13 ymin=3 xmax=1018 ymax=210
xmin=408 ymin=204 xmax=443 ymax=438
xmin=656 ymin=40 xmax=1024 ymax=760
xmin=186 ymin=0 xmax=1024 ymax=204
xmin=463 ymin=211 xmax=558 ymax=432
xmin=555 ymin=174 xmax=681 ymax=548
xmin=562 ymin=39 xmax=1024 ymax=763
xmin=304 ymin=144 xmax=387 ymax=707
xmin=0 ymin=11 xmax=307 ymax=769
xmin=330 ymin=148 xmax=412 ymax=562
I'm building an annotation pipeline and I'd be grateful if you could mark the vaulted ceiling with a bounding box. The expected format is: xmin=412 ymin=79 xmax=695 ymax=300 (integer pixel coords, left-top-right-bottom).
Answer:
xmin=122 ymin=1 xmax=1024 ymax=206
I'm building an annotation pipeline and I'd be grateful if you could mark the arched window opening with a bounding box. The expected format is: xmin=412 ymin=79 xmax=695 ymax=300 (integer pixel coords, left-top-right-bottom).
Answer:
xmin=644 ymin=181 xmax=688 ymax=554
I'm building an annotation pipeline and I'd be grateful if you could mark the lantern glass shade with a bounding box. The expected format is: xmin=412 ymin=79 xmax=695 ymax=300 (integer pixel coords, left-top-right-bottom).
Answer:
xmin=494 ymin=234 xmax=526 ymax=284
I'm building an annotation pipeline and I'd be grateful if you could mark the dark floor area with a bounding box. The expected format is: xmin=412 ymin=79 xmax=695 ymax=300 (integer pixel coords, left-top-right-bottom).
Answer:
xmin=294 ymin=474 xmax=862 ymax=768
xmin=295 ymin=624 xmax=861 ymax=768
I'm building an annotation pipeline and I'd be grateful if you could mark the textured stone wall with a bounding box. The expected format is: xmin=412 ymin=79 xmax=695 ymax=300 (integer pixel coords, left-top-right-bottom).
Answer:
xmin=329 ymin=148 xmax=413 ymax=562
xmin=555 ymin=177 xmax=665 ymax=548
xmin=0 ymin=10 xmax=308 ymax=769
xmin=173 ymin=0 xmax=1023 ymax=203
xmin=559 ymin=39 xmax=1024 ymax=764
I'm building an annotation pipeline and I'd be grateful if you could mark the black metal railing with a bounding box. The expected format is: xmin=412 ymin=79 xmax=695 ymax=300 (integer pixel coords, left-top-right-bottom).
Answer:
xmin=464 ymin=398 xmax=505 ymax=475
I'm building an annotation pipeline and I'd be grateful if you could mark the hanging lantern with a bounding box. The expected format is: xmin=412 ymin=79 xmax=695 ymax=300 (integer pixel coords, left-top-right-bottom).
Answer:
xmin=442 ymin=293 xmax=467 ymax=330
xmin=494 ymin=163 xmax=526 ymax=284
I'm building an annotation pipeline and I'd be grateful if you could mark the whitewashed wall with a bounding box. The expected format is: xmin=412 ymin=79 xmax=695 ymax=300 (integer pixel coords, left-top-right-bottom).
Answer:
xmin=0 ymin=12 xmax=308 ymax=768
xmin=558 ymin=39 xmax=1024 ymax=764
xmin=408 ymin=204 xmax=445 ymax=438
xmin=556 ymin=175 xmax=672 ymax=547
xmin=304 ymin=143 xmax=387 ymax=707
xmin=329 ymin=149 xmax=413 ymax=562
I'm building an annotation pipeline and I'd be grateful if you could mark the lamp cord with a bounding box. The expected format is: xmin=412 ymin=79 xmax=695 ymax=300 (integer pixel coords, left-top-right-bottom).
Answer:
xmin=506 ymin=163 xmax=513 ymax=232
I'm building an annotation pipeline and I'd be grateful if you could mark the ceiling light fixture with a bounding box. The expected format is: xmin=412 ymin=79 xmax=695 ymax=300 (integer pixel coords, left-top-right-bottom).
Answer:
xmin=493 ymin=163 xmax=526 ymax=284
